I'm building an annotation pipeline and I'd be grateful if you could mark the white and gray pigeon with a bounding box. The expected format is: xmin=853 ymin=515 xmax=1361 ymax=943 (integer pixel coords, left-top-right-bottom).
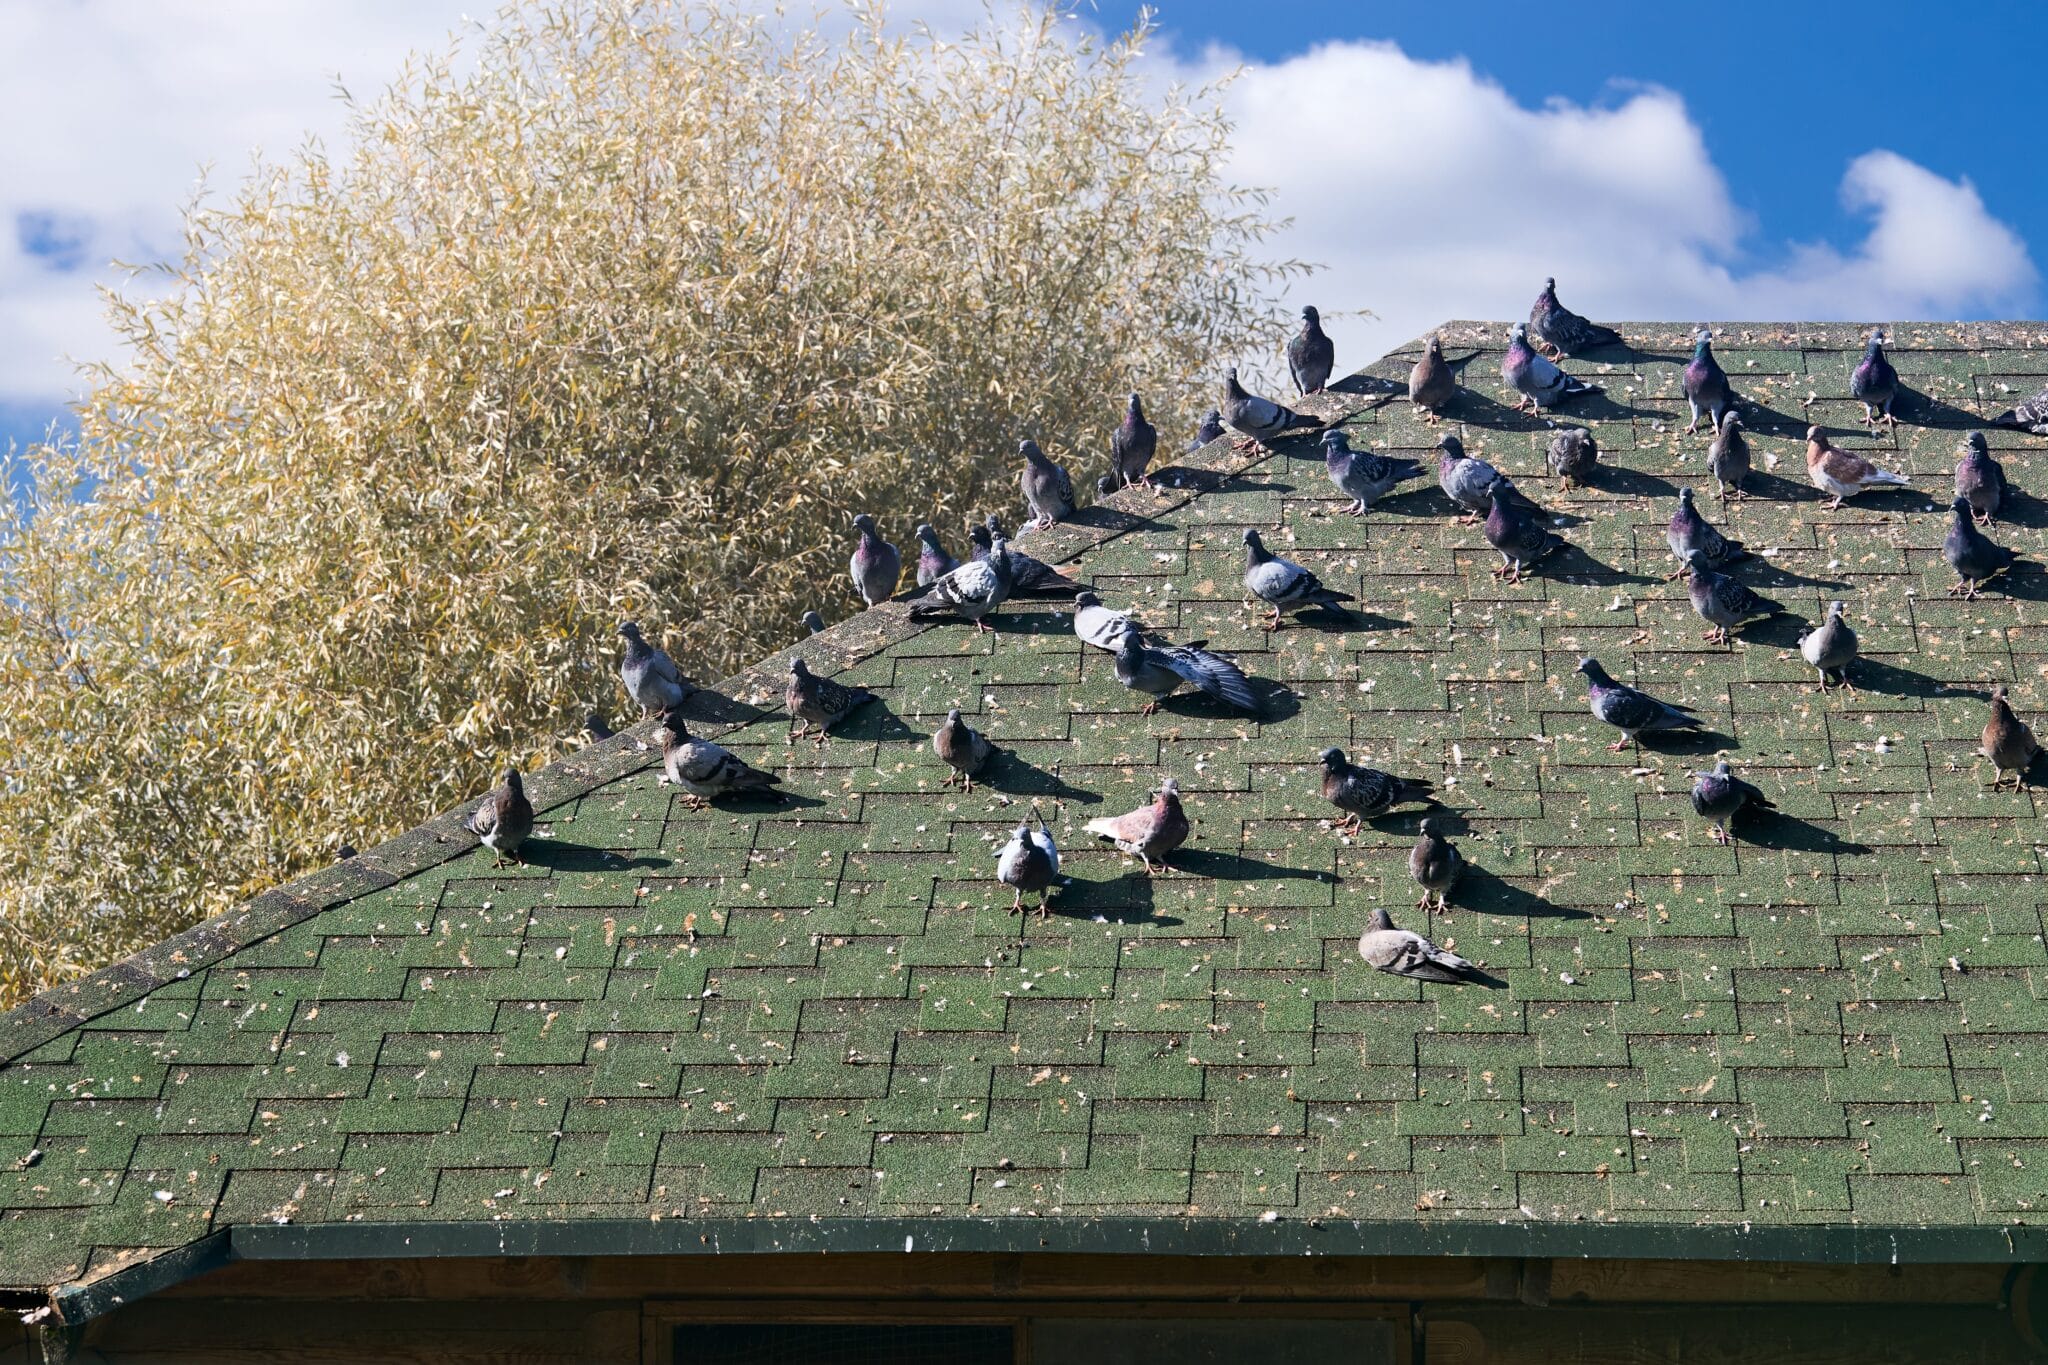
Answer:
xmin=617 ymin=621 xmax=695 ymax=718
xmin=908 ymin=533 xmax=1016 ymax=638
xmin=1241 ymin=527 xmax=1353 ymax=628
xmin=1020 ymin=440 xmax=1075 ymax=530
xmin=464 ymin=766 xmax=535 ymax=868
xmin=658 ymin=707 xmax=783 ymax=805
xmin=849 ymin=513 xmax=901 ymax=607
xmin=1800 ymin=600 xmax=1859 ymax=691
xmin=1435 ymin=433 xmax=1531 ymax=525
xmin=1358 ymin=908 xmax=1480 ymax=984
xmin=1502 ymin=322 xmax=1602 ymax=412
xmin=996 ymin=810 xmax=1060 ymax=918
xmin=1113 ymin=631 xmax=1259 ymax=715
xmin=1576 ymin=656 xmax=1703 ymax=752
xmin=1994 ymin=380 xmax=2048 ymax=435
xmin=1324 ymin=430 xmax=1424 ymax=515
xmin=1072 ymin=590 xmax=1141 ymax=652
xmin=1221 ymin=367 xmax=1319 ymax=449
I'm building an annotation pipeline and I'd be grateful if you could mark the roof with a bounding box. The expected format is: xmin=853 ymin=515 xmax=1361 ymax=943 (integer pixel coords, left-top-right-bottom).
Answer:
xmin=10 ymin=319 xmax=2048 ymax=1317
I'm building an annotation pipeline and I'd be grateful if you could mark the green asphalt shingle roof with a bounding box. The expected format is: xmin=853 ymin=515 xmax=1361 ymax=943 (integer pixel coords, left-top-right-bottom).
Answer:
xmin=9 ymin=319 xmax=2048 ymax=1305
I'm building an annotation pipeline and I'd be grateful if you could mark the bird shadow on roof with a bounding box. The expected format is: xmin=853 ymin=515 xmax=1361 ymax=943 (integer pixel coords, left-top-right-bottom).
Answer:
xmin=826 ymin=701 xmax=916 ymax=746
xmin=1737 ymin=615 xmax=1813 ymax=651
xmin=1734 ymin=398 xmax=1811 ymax=438
xmin=1327 ymin=372 xmax=1402 ymax=401
xmin=520 ymin=841 xmax=672 ymax=873
xmin=1980 ymin=566 xmax=2046 ymax=603
xmin=1454 ymin=865 xmax=1593 ymax=921
xmin=1586 ymin=464 xmax=1679 ymax=501
xmin=1745 ymin=560 xmax=1850 ymax=594
xmin=1899 ymin=386 xmax=1985 ymax=431
xmin=1547 ymin=542 xmax=1660 ymax=587
xmin=982 ymin=750 xmax=1101 ymax=807
xmin=1738 ymin=810 xmax=1871 ymax=856
xmin=677 ymin=689 xmax=772 ymax=727
xmin=1989 ymin=492 xmax=2048 ymax=530
xmin=1171 ymin=848 xmax=1339 ymax=885
xmin=1633 ymin=727 xmax=1730 ymax=757
xmin=1048 ymin=872 xmax=1181 ymax=929
xmin=988 ymin=608 xmax=1075 ymax=638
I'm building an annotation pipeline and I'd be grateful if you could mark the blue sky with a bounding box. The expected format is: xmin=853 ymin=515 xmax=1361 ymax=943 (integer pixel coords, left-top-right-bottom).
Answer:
xmin=4 ymin=1 xmax=2042 ymax=453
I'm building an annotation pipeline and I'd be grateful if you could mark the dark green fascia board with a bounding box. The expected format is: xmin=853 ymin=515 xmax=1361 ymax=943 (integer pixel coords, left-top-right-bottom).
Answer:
xmin=49 ymin=1230 xmax=233 ymax=1325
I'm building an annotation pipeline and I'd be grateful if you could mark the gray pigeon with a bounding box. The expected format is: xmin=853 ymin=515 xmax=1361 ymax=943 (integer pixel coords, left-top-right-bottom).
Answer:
xmin=617 ymin=621 xmax=694 ymax=717
xmin=1502 ymin=322 xmax=1602 ymax=412
xmin=1955 ymin=432 xmax=2006 ymax=526
xmin=1483 ymin=492 xmax=1566 ymax=585
xmin=1358 ymin=908 xmax=1479 ymax=984
xmin=464 ymin=767 xmax=535 ymax=868
xmin=933 ymin=707 xmax=994 ymax=791
xmin=1114 ymin=631 xmax=1259 ymax=715
xmin=1546 ymin=427 xmax=1598 ymax=488
xmin=1691 ymin=758 xmax=1775 ymax=844
xmin=1110 ymin=392 xmax=1158 ymax=490
xmin=996 ymin=810 xmax=1060 ymax=918
xmin=1800 ymin=601 xmax=1858 ymax=691
xmin=1189 ymin=408 xmax=1226 ymax=451
xmin=1666 ymin=486 xmax=1746 ymax=577
xmin=1072 ymin=590 xmax=1142 ymax=652
xmin=1576 ymin=656 xmax=1702 ymax=751
xmin=1684 ymin=552 xmax=1785 ymax=646
xmin=1242 ymin=527 xmax=1353 ymax=628
xmin=964 ymin=521 xmax=1084 ymax=598
xmin=659 ymin=707 xmax=783 ymax=805
xmin=1980 ymin=685 xmax=2042 ymax=791
xmin=909 ymin=534 xmax=1016 ymax=639
xmin=1944 ymin=496 xmax=2016 ymax=599
xmin=1020 ymin=440 xmax=1075 ymax=530
xmin=786 ymin=657 xmax=875 ymax=745
xmin=1436 ymin=433 xmax=1531 ymax=525
xmin=1706 ymin=411 xmax=1750 ymax=500
xmin=1288 ymin=305 xmax=1336 ymax=395
xmin=1324 ymin=429 xmax=1424 ymax=515
xmin=849 ymin=513 xmax=901 ymax=606
xmin=1851 ymin=328 xmax=1899 ymax=429
xmin=584 ymin=712 xmax=614 ymax=742
xmin=1222 ymin=367 xmax=1319 ymax=449
xmin=801 ymin=610 xmax=826 ymax=636
xmin=1683 ymin=328 xmax=1735 ymax=434
xmin=914 ymin=523 xmax=959 ymax=586
xmin=1528 ymin=277 xmax=1622 ymax=357
xmin=1408 ymin=333 xmax=1457 ymax=421
xmin=1085 ymin=777 xmax=1191 ymax=874
xmin=1409 ymin=817 xmax=1463 ymax=911
xmin=1993 ymin=380 xmax=2048 ymax=435
xmin=1319 ymin=747 xmax=1434 ymax=833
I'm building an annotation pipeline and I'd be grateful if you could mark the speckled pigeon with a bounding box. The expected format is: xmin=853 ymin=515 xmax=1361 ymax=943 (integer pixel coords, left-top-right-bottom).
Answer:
xmin=1576 ymin=656 xmax=1702 ymax=751
xmin=786 ymin=657 xmax=875 ymax=745
xmin=1684 ymin=552 xmax=1785 ymax=646
xmin=1189 ymin=408 xmax=1226 ymax=451
xmin=1691 ymin=759 xmax=1775 ymax=844
xmin=1528 ymin=277 xmax=1622 ymax=357
xmin=1288 ymin=305 xmax=1336 ymax=395
xmin=1242 ymin=527 xmax=1353 ymax=628
xmin=909 ymin=533 xmax=1015 ymax=637
xmin=1806 ymin=427 xmax=1910 ymax=508
xmin=1019 ymin=440 xmax=1075 ymax=530
xmin=914 ymin=523 xmax=959 ymax=587
xmin=1980 ymin=686 xmax=2042 ymax=791
xmin=1410 ymin=817 xmax=1463 ymax=911
xmin=1085 ymin=777 xmax=1190 ymax=873
xmin=1706 ymin=411 xmax=1750 ymax=500
xmin=849 ymin=513 xmax=901 ymax=607
xmin=659 ymin=706 xmax=783 ymax=805
xmin=617 ymin=621 xmax=695 ymax=718
xmin=1110 ymin=392 xmax=1159 ymax=490
xmin=1319 ymin=747 xmax=1434 ymax=833
xmin=1072 ymin=590 xmax=1141 ymax=652
xmin=933 ymin=708 xmax=994 ymax=791
xmin=963 ymin=522 xmax=1084 ymax=598
xmin=1484 ymin=493 xmax=1566 ymax=586
xmin=1324 ymin=430 xmax=1423 ymax=515
xmin=1222 ymin=367 xmax=1319 ymax=449
xmin=1993 ymin=380 xmax=2048 ymax=435
xmin=996 ymin=810 xmax=1060 ymax=918
xmin=1358 ymin=908 xmax=1479 ymax=984
xmin=1800 ymin=601 xmax=1858 ymax=691
xmin=801 ymin=610 xmax=826 ymax=636
xmin=464 ymin=766 xmax=534 ymax=867
xmin=1944 ymin=496 xmax=2016 ymax=599
xmin=1436 ymin=433 xmax=1532 ymax=525
xmin=1667 ymin=486 xmax=1746 ymax=577
xmin=1955 ymin=432 xmax=2006 ymax=526
xmin=1546 ymin=428 xmax=1599 ymax=488
xmin=1851 ymin=328 xmax=1899 ymax=429
xmin=1683 ymin=329 xmax=1736 ymax=434
xmin=1502 ymin=322 xmax=1601 ymax=412
xmin=1409 ymin=333 xmax=1457 ymax=421
xmin=1113 ymin=631 xmax=1259 ymax=715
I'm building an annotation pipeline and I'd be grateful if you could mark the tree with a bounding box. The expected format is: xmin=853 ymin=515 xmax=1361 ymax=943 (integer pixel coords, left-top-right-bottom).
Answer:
xmin=0 ymin=0 xmax=1303 ymax=1007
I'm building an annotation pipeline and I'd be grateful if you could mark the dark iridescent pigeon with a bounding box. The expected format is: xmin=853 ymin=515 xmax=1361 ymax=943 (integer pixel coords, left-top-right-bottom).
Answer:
xmin=659 ymin=706 xmax=783 ymax=805
xmin=849 ymin=513 xmax=901 ymax=607
xmin=1242 ymin=527 xmax=1353 ymax=628
xmin=786 ymin=657 xmax=875 ymax=745
xmin=1691 ymin=759 xmax=1775 ymax=844
xmin=1085 ymin=777 xmax=1190 ymax=874
xmin=801 ymin=610 xmax=826 ymax=636
xmin=1436 ymin=433 xmax=1532 ymax=525
xmin=1189 ymin=408 xmax=1227 ymax=451
xmin=1288 ymin=305 xmax=1336 ymax=395
xmin=1222 ymin=367 xmax=1320 ymax=449
xmin=1358 ymin=908 xmax=1479 ymax=983
xmin=1683 ymin=328 xmax=1735 ymax=434
xmin=617 ymin=621 xmax=695 ymax=718
xmin=1666 ymin=486 xmax=1746 ymax=577
xmin=464 ymin=767 xmax=534 ymax=868
xmin=1324 ymin=430 xmax=1424 ymax=515
xmin=1502 ymin=322 xmax=1602 ymax=412
xmin=996 ymin=810 xmax=1060 ymax=918
xmin=914 ymin=523 xmax=959 ymax=587
xmin=1955 ymin=432 xmax=2006 ymax=526
xmin=1319 ymin=747 xmax=1434 ymax=833
xmin=1993 ymin=380 xmax=2048 ymax=435
xmin=1706 ymin=411 xmax=1750 ymax=500
xmin=1113 ymin=631 xmax=1259 ymax=715
xmin=1019 ymin=440 xmax=1075 ymax=530
xmin=1800 ymin=601 xmax=1858 ymax=691
xmin=584 ymin=712 xmax=615 ymax=742
xmin=1576 ymin=656 xmax=1702 ymax=751
xmin=1409 ymin=333 xmax=1457 ymax=421
xmin=1409 ymin=817 xmax=1463 ymax=911
xmin=1484 ymin=492 xmax=1566 ymax=586
xmin=1980 ymin=686 xmax=2042 ymax=791
xmin=909 ymin=533 xmax=1015 ymax=637
xmin=1851 ymin=328 xmax=1899 ymax=429
xmin=933 ymin=708 xmax=994 ymax=791
xmin=1944 ymin=497 xmax=2016 ymax=599
xmin=1684 ymin=552 xmax=1785 ymax=646
xmin=964 ymin=522 xmax=1084 ymax=598
xmin=1528 ymin=277 xmax=1623 ymax=357
xmin=1110 ymin=392 xmax=1158 ymax=490
xmin=1546 ymin=427 xmax=1599 ymax=488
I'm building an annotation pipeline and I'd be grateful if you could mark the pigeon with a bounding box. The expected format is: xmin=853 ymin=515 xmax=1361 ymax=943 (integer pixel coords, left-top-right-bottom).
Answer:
xmin=337 ymin=843 xmax=358 ymax=860
xmin=1288 ymin=305 xmax=1336 ymax=395
xmin=1944 ymin=496 xmax=2017 ymax=599
xmin=933 ymin=707 xmax=994 ymax=791
xmin=1358 ymin=908 xmax=1480 ymax=984
xmin=1324 ymin=429 xmax=1424 ymax=515
xmin=1683 ymin=328 xmax=1735 ymax=434
xmin=584 ymin=712 xmax=615 ymax=742
xmin=464 ymin=766 xmax=534 ymax=868
xmin=1242 ymin=527 xmax=1353 ymax=628
xmin=1096 ymin=472 xmax=1118 ymax=498
xmin=1113 ymin=632 xmax=1259 ymax=715
xmin=617 ymin=621 xmax=694 ymax=718
xmin=1993 ymin=380 xmax=2048 ymax=435
xmin=1851 ymin=328 xmax=1899 ymax=429
xmin=1806 ymin=426 xmax=1911 ymax=509
xmin=1189 ymin=408 xmax=1226 ymax=451
xmin=801 ymin=610 xmax=826 ymax=636
xmin=1019 ymin=440 xmax=1075 ymax=530
xmin=1576 ymin=656 xmax=1702 ymax=752
xmin=1528 ymin=276 xmax=1623 ymax=357
xmin=1110 ymin=392 xmax=1158 ymax=490
xmin=786 ymin=657 xmax=875 ymax=744
xmin=1484 ymin=491 xmax=1566 ymax=586
xmin=1072 ymin=590 xmax=1141 ymax=652
xmin=658 ymin=706 xmax=783 ymax=805
xmin=1666 ymin=486 xmax=1747 ymax=577
xmin=1436 ymin=433 xmax=1533 ymax=525
xmin=1546 ymin=427 xmax=1599 ymax=488
xmin=1408 ymin=333 xmax=1458 ymax=421
xmin=1690 ymin=758 xmax=1775 ymax=844
xmin=909 ymin=534 xmax=1016 ymax=638
xmin=1409 ymin=816 xmax=1463 ymax=911
xmin=1222 ymin=366 xmax=1319 ymax=449
xmin=849 ymin=513 xmax=901 ymax=607
xmin=1706 ymin=411 xmax=1751 ymax=501
xmin=1502 ymin=322 xmax=1602 ymax=412
xmin=967 ymin=518 xmax=1085 ymax=598
xmin=1980 ymin=685 xmax=2042 ymax=791
xmin=914 ymin=523 xmax=960 ymax=587
xmin=1085 ymin=776 xmax=1191 ymax=873
xmin=1955 ymin=432 xmax=2006 ymax=526
xmin=1319 ymin=747 xmax=1434 ymax=833
xmin=1684 ymin=551 xmax=1785 ymax=646
xmin=996 ymin=810 xmax=1060 ymax=917
xmin=1800 ymin=600 xmax=1859 ymax=691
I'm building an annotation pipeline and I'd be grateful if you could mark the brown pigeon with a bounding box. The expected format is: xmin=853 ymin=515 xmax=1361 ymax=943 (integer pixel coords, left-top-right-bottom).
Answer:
xmin=1979 ymin=686 xmax=2042 ymax=791
xmin=1084 ymin=777 xmax=1191 ymax=874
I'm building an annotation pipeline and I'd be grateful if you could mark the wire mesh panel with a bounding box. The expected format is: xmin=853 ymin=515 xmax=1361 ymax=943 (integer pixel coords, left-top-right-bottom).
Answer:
xmin=679 ymin=1323 xmax=1016 ymax=1365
